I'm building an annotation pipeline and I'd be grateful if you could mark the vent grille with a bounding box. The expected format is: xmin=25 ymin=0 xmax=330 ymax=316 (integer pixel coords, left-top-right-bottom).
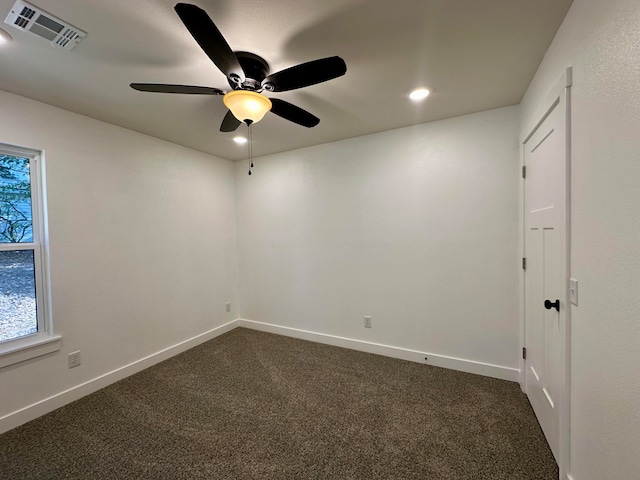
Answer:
xmin=56 ymin=28 xmax=81 ymax=48
xmin=14 ymin=16 xmax=28 ymax=28
xmin=5 ymin=0 xmax=86 ymax=51
xmin=20 ymin=6 xmax=35 ymax=19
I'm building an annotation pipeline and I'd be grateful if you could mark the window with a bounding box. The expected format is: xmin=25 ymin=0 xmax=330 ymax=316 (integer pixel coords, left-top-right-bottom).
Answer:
xmin=0 ymin=143 xmax=59 ymax=368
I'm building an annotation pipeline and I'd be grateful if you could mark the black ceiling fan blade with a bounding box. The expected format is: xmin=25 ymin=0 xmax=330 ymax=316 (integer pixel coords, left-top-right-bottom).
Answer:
xmin=220 ymin=110 xmax=242 ymax=132
xmin=262 ymin=56 xmax=346 ymax=92
xmin=270 ymin=98 xmax=320 ymax=128
xmin=130 ymin=83 xmax=225 ymax=95
xmin=174 ymin=3 xmax=244 ymax=82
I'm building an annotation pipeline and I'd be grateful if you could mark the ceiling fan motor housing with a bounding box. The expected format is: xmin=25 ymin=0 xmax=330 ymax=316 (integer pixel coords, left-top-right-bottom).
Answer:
xmin=232 ymin=51 xmax=270 ymax=91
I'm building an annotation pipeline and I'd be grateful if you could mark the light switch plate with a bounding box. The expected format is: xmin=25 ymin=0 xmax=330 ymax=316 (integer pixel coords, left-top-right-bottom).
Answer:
xmin=569 ymin=278 xmax=578 ymax=306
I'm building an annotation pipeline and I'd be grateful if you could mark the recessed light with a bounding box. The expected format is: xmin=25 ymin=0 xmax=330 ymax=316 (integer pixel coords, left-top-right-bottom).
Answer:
xmin=233 ymin=136 xmax=247 ymax=144
xmin=409 ymin=87 xmax=431 ymax=102
xmin=0 ymin=28 xmax=12 ymax=44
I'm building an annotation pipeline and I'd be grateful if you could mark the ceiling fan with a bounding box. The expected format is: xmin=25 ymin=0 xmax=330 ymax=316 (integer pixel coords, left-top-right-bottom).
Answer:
xmin=130 ymin=3 xmax=347 ymax=132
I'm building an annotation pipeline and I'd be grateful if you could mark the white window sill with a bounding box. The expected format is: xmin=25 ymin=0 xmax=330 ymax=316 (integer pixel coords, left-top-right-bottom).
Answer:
xmin=0 ymin=334 xmax=62 ymax=369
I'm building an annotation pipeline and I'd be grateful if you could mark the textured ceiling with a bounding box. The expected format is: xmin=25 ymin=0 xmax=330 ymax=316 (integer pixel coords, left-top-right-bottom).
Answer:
xmin=0 ymin=0 xmax=573 ymax=160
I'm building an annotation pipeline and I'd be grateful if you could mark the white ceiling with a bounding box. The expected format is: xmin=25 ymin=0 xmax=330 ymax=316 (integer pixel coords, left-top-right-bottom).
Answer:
xmin=0 ymin=0 xmax=573 ymax=161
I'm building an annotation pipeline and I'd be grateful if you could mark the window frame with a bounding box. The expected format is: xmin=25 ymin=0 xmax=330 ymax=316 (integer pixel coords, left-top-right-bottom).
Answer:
xmin=0 ymin=143 xmax=60 ymax=368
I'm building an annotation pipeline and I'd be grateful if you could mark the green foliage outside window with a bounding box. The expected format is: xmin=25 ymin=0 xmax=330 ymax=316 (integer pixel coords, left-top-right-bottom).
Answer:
xmin=0 ymin=155 xmax=32 ymax=243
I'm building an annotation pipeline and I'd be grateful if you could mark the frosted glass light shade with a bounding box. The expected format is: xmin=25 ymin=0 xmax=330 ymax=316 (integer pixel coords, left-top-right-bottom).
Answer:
xmin=223 ymin=91 xmax=272 ymax=124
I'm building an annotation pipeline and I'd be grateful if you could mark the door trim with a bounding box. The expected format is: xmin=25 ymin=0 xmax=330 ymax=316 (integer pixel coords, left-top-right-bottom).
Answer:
xmin=519 ymin=67 xmax=572 ymax=480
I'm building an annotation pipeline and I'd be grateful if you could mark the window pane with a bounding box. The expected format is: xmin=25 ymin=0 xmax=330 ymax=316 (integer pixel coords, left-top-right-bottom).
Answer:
xmin=0 ymin=250 xmax=37 ymax=342
xmin=0 ymin=155 xmax=33 ymax=243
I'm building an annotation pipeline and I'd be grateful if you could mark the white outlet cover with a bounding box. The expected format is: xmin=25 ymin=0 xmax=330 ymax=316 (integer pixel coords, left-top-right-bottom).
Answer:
xmin=68 ymin=350 xmax=81 ymax=368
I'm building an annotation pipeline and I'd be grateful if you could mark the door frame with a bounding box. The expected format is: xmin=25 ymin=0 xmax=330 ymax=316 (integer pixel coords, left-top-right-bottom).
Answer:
xmin=519 ymin=67 xmax=572 ymax=480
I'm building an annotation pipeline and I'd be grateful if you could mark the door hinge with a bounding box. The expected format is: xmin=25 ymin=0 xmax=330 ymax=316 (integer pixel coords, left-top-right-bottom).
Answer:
xmin=522 ymin=165 xmax=526 ymax=178
xmin=522 ymin=257 xmax=527 ymax=270
xmin=522 ymin=347 xmax=527 ymax=359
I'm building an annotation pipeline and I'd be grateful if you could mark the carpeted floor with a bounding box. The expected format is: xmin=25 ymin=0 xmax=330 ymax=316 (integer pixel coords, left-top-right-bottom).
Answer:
xmin=0 ymin=328 xmax=557 ymax=479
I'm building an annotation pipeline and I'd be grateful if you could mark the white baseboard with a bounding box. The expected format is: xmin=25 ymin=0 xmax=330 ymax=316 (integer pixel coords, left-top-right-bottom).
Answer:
xmin=0 ymin=319 xmax=238 ymax=434
xmin=237 ymin=319 xmax=519 ymax=382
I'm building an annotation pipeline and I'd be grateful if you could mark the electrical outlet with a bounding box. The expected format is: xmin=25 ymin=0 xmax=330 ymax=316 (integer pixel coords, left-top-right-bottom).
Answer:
xmin=68 ymin=351 xmax=81 ymax=368
xmin=225 ymin=302 xmax=231 ymax=313
xmin=364 ymin=316 xmax=372 ymax=328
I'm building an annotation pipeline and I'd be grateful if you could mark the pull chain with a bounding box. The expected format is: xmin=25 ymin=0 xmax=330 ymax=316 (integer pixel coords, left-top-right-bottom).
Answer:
xmin=247 ymin=122 xmax=254 ymax=175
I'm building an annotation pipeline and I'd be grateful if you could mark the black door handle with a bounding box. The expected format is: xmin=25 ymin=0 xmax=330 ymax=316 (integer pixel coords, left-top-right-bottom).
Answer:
xmin=544 ymin=299 xmax=560 ymax=311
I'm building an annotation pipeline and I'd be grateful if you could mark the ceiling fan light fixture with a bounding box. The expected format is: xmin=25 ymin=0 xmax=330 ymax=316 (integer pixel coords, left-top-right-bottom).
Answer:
xmin=223 ymin=90 xmax=272 ymax=124
xmin=409 ymin=87 xmax=432 ymax=102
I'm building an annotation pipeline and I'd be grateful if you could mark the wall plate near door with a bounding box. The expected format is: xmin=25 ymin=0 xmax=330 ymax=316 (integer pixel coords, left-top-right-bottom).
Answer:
xmin=569 ymin=278 xmax=578 ymax=306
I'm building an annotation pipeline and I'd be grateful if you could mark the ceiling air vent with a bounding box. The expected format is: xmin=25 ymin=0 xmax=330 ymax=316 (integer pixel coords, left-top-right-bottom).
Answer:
xmin=4 ymin=0 xmax=86 ymax=51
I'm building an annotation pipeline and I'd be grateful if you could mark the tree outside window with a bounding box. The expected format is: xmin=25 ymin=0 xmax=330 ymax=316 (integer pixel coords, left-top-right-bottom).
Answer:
xmin=0 ymin=155 xmax=33 ymax=243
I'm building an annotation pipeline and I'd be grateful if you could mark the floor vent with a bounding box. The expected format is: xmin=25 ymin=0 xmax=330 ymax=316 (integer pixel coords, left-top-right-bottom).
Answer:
xmin=4 ymin=0 xmax=86 ymax=51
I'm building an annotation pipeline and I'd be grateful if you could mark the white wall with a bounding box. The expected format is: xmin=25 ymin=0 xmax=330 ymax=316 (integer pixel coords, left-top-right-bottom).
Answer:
xmin=521 ymin=0 xmax=640 ymax=478
xmin=0 ymin=90 xmax=239 ymax=430
xmin=236 ymin=106 xmax=520 ymax=376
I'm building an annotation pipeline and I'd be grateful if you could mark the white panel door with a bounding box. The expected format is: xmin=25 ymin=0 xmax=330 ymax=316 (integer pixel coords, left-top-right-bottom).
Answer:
xmin=524 ymin=91 xmax=568 ymax=464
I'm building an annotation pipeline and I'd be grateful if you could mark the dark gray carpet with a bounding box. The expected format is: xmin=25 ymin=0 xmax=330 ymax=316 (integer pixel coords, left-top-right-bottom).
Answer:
xmin=0 ymin=328 xmax=557 ymax=479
